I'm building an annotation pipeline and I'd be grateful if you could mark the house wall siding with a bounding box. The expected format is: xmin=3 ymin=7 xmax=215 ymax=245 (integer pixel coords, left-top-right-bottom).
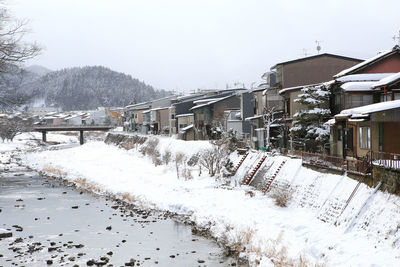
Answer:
xmin=383 ymin=122 xmax=400 ymax=153
xmin=159 ymin=109 xmax=169 ymax=129
xmin=360 ymin=54 xmax=400 ymax=74
xmin=241 ymin=92 xmax=254 ymax=134
xmin=281 ymin=56 xmax=362 ymax=88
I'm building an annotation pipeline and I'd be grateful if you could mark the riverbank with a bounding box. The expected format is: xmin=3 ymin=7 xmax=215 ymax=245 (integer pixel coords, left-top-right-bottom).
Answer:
xmin=0 ymin=134 xmax=239 ymax=266
xmin=19 ymin=133 xmax=400 ymax=266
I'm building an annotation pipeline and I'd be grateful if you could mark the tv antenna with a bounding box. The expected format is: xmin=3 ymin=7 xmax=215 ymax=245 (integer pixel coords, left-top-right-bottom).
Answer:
xmin=393 ymin=30 xmax=400 ymax=45
xmin=302 ymin=48 xmax=309 ymax=57
xmin=315 ymin=40 xmax=322 ymax=54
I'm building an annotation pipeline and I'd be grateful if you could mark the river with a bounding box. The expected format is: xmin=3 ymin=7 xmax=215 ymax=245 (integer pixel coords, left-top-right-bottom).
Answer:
xmin=0 ymin=150 xmax=243 ymax=266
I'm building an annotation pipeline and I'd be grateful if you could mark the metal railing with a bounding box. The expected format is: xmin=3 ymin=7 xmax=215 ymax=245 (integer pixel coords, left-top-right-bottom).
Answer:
xmin=367 ymin=151 xmax=400 ymax=170
xmin=302 ymin=152 xmax=345 ymax=171
xmin=301 ymin=152 xmax=369 ymax=175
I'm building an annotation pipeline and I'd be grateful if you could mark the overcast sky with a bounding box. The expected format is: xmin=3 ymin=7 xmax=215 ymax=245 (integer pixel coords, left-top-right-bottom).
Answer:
xmin=9 ymin=0 xmax=400 ymax=92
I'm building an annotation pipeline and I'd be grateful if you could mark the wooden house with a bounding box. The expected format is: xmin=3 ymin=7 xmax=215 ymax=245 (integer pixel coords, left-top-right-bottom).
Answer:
xmin=329 ymin=45 xmax=400 ymax=158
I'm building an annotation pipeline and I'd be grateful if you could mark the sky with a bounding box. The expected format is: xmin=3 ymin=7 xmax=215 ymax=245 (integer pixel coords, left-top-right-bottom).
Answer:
xmin=8 ymin=0 xmax=400 ymax=92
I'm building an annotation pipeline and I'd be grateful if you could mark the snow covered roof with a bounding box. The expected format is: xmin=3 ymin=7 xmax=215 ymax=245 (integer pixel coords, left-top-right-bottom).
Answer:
xmin=279 ymin=83 xmax=320 ymax=95
xmin=175 ymin=113 xmax=194 ymax=118
xmin=340 ymin=82 xmax=376 ymax=92
xmin=193 ymin=98 xmax=223 ymax=104
xmin=334 ymin=45 xmax=400 ymax=78
xmin=278 ymin=82 xmax=333 ymax=95
xmin=336 ymin=73 xmax=395 ymax=83
xmin=339 ymin=72 xmax=400 ymax=91
xmin=190 ymin=95 xmax=235 ymax=111
xmin=372 ymin=72 xmax=400 ymax=88
xmin=150 ymin=106 xmax=169 ymax=111
xmin=336 ymin=99 xmax=400 ymax=118
xmin=324 ymin=118 xmax=336 ymax=126
xmin=180 ymin=124 xmax=194 ymax=132
xmin=244 ymin=115 xmax=263 ymax=121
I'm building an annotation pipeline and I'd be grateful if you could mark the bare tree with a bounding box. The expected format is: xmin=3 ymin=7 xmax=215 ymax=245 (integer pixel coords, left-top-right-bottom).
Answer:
xmin=199 ymin=143 xmax=229 ymax=177
xmin=0 ymin=3 xmax=40 ymax=72
xmin=0 ymin=119 xmax=30 ymax=142
xmin=262 ymin=107 xmax=281 ymax=151
xmin=0 ymin=1 xmax=41 ymax=111
xmin=175 ymin=152 xmax=185 ymax=179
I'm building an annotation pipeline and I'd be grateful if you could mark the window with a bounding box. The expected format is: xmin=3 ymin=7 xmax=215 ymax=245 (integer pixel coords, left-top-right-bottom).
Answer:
xmin=394 ymin=93 xmax=400 ymax=100
xmin=346 ymin=94 xmax=373 ymax=108
xmin=359 ymin=126 xmax=370 ymax=150
xmin=380 ymin=94 xmax=392 ymax=102
xmin=171 ymin=114 xmax=175 ymax=119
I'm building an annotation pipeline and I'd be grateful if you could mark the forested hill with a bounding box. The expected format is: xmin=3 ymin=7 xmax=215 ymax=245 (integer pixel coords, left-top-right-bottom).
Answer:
xmin=19 ymin=66 xmax=170 ymax=111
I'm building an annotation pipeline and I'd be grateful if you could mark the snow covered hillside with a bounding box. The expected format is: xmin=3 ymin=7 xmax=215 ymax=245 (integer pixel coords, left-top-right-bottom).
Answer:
xmin=22 ymin=135 xmax=400 ymax=266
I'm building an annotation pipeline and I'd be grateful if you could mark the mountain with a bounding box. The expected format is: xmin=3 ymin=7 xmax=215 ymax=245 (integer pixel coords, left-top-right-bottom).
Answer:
xmin=24 ymin=65 xmax=52 ymax=76
xmin=16 ymin=66 xmax=170 ymax=111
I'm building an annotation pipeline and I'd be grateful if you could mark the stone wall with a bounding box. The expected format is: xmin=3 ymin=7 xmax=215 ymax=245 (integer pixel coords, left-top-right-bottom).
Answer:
xmin=371 ymin=166 xmax=400 ymax=195
xmin=104 ymin=133 xmax=147 ymax=150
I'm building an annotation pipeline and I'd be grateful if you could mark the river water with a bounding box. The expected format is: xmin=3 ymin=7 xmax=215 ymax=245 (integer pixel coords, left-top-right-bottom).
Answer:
xmin=0 ymin=151 xmax=242 ymax=267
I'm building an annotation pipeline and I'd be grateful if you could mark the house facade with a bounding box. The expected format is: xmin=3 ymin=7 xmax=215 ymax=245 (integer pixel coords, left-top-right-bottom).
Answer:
xmin=191 ymin=94 xmax=241 ymax=140
xmin=329 ymin=45 xmax=400 ymax=158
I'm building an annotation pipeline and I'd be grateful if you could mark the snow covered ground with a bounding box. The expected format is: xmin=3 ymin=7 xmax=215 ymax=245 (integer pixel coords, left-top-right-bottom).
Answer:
xmin=0 ymin=132 xmax=78 ymax=152
xmin=6 ymin=134 xmax=400 ymax=266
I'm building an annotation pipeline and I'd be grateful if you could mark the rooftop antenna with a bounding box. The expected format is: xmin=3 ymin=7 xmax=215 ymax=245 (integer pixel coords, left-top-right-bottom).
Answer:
xmin=302 ymin=48 xmax=309 ymax=57
xmin=315 ymin=40 xmax=322 ymax=54
xmin=393 ymin=30 xmax=400 ymax=46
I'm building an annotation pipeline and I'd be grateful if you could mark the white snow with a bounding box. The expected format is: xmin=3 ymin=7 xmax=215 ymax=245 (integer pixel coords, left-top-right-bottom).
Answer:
xmin=372 ymin=72 xmax=400 ymax=88
xmin=190 ymin=95 xmax=235 ymax=110
xmin=337 ymin=99 xmax=400 ymax=118
xmin=336 ymin=73 xmax=396 ymax=82
xmin=180 ymin=124 xmax=194 ymax=132
xmin=18 ymin=136 xmax=400 ymax=266
xmin=340 ymin=81 xmax=376 ymax=91
xmin=0 ymin=132 xmax=78 ymax=152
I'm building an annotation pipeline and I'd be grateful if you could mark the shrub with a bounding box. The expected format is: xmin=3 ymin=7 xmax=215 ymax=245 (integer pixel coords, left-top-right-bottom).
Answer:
xmin=140 ymin=137 xmax=159 ymax=156
xmin=175 ymin=152 xmax=185 ymax=179
xmin=199 ymin=144 xmax=229 ymax=177
xmin=162 ymin=149 xmax=172 ymax=165
xmin=181 ymin=168 xmax=193 ymax=180
xmin=270 ymin=185 xmax=293 ymax=207
xmin=187 ymin=153 xmax=200 ymax=167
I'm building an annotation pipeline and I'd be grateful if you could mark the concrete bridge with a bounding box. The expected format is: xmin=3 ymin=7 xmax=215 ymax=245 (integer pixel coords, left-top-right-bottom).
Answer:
xmin=33 ymin=125 xmax=114 ymax=145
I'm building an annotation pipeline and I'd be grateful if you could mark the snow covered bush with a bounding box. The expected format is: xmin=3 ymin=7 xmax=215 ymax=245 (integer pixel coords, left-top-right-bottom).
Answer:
xmin=0 ymin=120 xmax=30 ymax=142
xmin=175 ymin=152 xmax=185 ymax=179
xmin=270 ymin=185 xmax=293 ymax=208
xmin=139 ymin=137 xmax=159 ymax=156
xmin=290 ymin=84 xmax=331 ymax=151
xmin=162 ymin=149 xmax=172 ymax=165
xmin=199 ymin=144 xmax=230 ymax=177
xmin=187 ymin=152 xmax=200 ymax=167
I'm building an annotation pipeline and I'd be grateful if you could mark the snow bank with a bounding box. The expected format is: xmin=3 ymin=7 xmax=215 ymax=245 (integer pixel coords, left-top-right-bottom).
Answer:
xmin=22 ymin=137 xmax=400 ymax=266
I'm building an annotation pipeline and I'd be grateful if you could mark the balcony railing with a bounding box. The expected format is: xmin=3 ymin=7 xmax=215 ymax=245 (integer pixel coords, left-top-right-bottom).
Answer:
xmin=367 ymin=151 xmax=400 ymax=170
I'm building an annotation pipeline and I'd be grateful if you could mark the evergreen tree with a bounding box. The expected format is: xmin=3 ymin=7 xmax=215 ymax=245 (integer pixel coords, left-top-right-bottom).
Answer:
xmin=290 ymin=84 xmax=331 ymax=147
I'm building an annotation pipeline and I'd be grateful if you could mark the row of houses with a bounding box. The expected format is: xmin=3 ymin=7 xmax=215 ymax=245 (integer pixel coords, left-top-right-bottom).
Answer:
xmin=125 ymin=45 xmax=400 ymax=163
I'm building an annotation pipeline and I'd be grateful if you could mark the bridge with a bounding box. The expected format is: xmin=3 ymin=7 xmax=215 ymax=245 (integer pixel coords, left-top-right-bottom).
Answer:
xmin=33 ymin=125 xmax=114 ymax=145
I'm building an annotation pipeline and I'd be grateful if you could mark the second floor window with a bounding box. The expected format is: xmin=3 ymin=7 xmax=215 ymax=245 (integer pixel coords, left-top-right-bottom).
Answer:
xmin=345 ymin=94 xmax=373 ymax=108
